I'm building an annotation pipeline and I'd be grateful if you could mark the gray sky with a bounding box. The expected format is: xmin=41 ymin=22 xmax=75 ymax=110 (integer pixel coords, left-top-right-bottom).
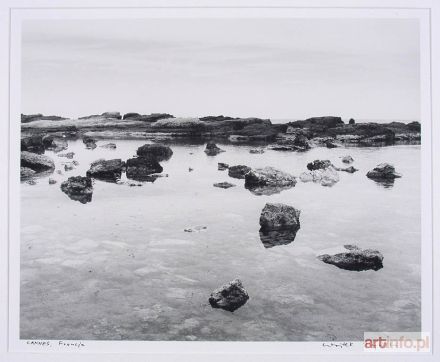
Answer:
xmin=22 ymin=18 xmax=420 ymax=121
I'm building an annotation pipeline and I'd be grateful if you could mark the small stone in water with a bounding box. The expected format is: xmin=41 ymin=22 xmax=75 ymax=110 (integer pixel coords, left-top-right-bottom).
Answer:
xmin=184 ymin=226 xmax=207 ymax=233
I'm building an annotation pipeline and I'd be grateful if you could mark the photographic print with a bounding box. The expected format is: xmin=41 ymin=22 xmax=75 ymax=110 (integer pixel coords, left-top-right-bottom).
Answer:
xmin=18 ymin=15 xmax=423 ymax=343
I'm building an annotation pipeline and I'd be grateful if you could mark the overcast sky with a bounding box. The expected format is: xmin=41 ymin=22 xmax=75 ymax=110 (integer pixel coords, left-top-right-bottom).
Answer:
xmin=21 ymin=18 xmax=420 ymax=121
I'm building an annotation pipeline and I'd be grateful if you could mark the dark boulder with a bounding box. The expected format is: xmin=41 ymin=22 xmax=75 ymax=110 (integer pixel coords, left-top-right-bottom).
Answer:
xmin=83 ymin=137 xmax=97 ymax=150
xmin=341 ymin=155 xmax=354 ymax=164
xmin=317 ymin=245 xmax=384 ymax=271
xmin=228 ymin=165 xmax=252 ymax=179
xmin=338 ymin=166 xmax=358 ymax=173
xmin=47 ymin=138 xmax=68 ymax=153
xmin=204 ymin=142 xmax=225 ymax=156
xmin=60 ymin=176 xmax=93 ymax=204
xmin=366 ymin=163 xmax=401 ymax=180
xmin=21 ymin=151 xmax=55 ymax=172
xmin=20 ymin=167 xmax=36 ymax=180
xmin=218 ymin=162 xmax=229 ymax=171
xmin=245 ymin=167 xmax=297 ymax=196
xmin=407 ymin=121 xmax=421 ymax=132
xmin=21 ymin=135 xmax=45 ymax=154
xmin=213 ymin=182 xmax=236 ymax=189
xmin=136 ymin=144 xmax=173 ymax=161
xmin=86 ymin=159 xmax=125 ymax=181
xmin=259 ymin=203 xmax=301 ymax=248
xmin=307 ymin=160 xmax=333 ymax=171
xmin=208 ymin=279 xmax=249 ymax=312
xmin=349 ymin=118 xmax=355 ymax=125
xmin=126 ymin=156 xmax=163 ymax=181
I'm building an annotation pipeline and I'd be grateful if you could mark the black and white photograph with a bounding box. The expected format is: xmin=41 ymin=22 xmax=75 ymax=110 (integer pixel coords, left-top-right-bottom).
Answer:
xmin=1 ymin=1 xmax=440 ymax=361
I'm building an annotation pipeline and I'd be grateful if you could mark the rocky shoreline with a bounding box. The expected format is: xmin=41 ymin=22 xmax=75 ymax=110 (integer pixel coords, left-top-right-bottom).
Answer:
xmin=21 ymin=112 xmax=421 ymax=147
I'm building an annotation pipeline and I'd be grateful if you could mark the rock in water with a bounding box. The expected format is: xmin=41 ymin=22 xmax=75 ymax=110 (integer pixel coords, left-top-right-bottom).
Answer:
xmin=339 ymin=166 xmax=358 ymax=173
xmin=213 ymin=182 xmax=236 ymax=189
xmin=48 ymin=178 xmax=57 ymax=184
xmin=341 ymin=155 xmax=354 ymax=164
xmin=208 ymin=279 xmax=249 ymax=312
xmin=184 ymin=226 xmax=207 ymax=232
xmin=125 ymin=156 xmax=163 ymax=181
xmin=366 ymin=163 xmax=401 ymax=180
xmin=58 ymin=152 xmax=75 ymax=159
xmin=21 ymin=135 xmax=45 ymax=154
xmin=83 ymin=137 xmax=97 ymax=150
xmin=259 ymin=203 xmax=301 ymax=248
xmin=218 ymin=162 xmax=229 ymax=171
xmin=228 ymin=165 xmax=252 ymax=179
xmin=204 ymin=141 xmax=225 ymax=156
xmin=21 ymin=151 xmax=55 ymax=172
xmin=244 ymin=167 xmax=297 ymax=196
xmin=317 ymin=245 xmax=384 ymax=271
xmin=249 ymin=148 xmax=265 ymax=154
xmin=136 ymin=144 xmax=173 ymax=161
xmin=300 ymin=167 xmax=340 ymax=187
xmin=20 ymin=167 xmax=36 ymax=180
xmin=86 ymin=159 xmax=125 ymax=181
xmin=307 ymin=160 xmax=333 ymax=170
xmin=100 ymin=143 xmax=117 ymax=149
xmin=60 ymin=176 xmax=93 ymax=204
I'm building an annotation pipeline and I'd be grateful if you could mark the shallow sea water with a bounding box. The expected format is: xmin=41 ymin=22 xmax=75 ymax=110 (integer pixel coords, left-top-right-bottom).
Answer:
xmin=20 ymin=140 xmax=421 ymax=341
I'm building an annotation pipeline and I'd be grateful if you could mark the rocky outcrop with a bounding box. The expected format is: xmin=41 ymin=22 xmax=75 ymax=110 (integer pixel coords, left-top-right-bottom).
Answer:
xmin=60 ymin=176 xmax=93 ymax=204
xmin=200 ymin=115 xmax=236 ymax=122
xmin=366 ymin=163 xmax=401 ymax=180
xmin=125 ymin=156 xmax=163 ymax=181
xmin=341 ymin=155 xmax=354 ymax=164
xmin=20 ymin=167 xmax=36 ymax=180
xmin=21 ymin=114 xmax=66 ymax=123
xmin=21 ymin=135 xmax=45 ymax=154
xmin=21 ymin=151 xmax=55 ymax=172
xmin=213 ymin=182 xmax=236 ymax=189
xmin=317 ymin=245 xmax=384 ymax=271
xmin=136 ymin=144 xmax=173 ymax=161
xmin=349 ymin=118 xmax=355 ymax=125
xmin=101 ymin=111 xmax=122 ymax=119
xmin=244 ymin=167 xmax=297 ymax=196
xmin=307 ymin=160 xmax=333 ymax=171
xmin=228 ymin=165 xmax=251 ymax=179
xmin=86 ymin=159 xmax=125 ymax=181
xmin=208 ymin=279 xmax=249 ymax=312
xmin=325 ymin=139 xmax=339 ymax=148
xmin=204 ymin=142 xmax=225 ymax=156
xmin=259 ymin=203 xmax=301 ymax=248
xmin=271 ymin=134 xmax=311 ymax=152
xmin=218 ymin=162 xmax=229 ymax=171
xmin=123 ymin=113 xmax=174 ymax=122
xmin=47 ymin=138 xmax=68 ymax=153
xmin=83 ymin=137 xmax=97 ymax=150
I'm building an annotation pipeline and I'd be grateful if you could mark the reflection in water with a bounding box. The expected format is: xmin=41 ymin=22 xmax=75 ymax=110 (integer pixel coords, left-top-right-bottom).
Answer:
xmin=259 ymin=226 xmax=300 ymax=248
xmin=372 ymin=179 xmax=395 ymax=189
xmin=63 ymin=193 xmax=93 ymax=204
xmin=246 ymin=185 xmax=294 ymax=196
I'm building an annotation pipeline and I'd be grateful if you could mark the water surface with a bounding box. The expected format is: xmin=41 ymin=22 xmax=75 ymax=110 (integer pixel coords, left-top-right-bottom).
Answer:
xmin=20 ymin=140 xmax=421 ymax=341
